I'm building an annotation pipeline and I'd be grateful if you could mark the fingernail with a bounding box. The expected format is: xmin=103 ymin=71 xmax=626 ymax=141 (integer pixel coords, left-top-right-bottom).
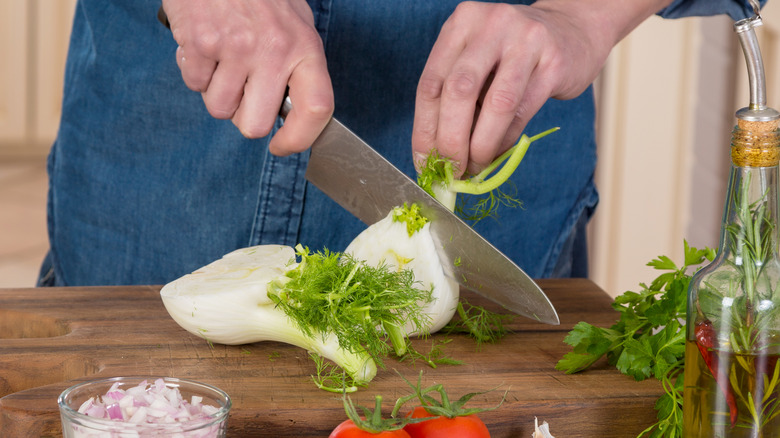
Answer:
xmin=413 ymin=151 xmax=429 ymax=172
xmin=414 ymin=151 xmax=428 ymax=163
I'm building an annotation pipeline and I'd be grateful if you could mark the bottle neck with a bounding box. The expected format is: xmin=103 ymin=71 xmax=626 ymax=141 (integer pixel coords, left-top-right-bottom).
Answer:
xmin=722 ymin=163 xmax=780 ymax=249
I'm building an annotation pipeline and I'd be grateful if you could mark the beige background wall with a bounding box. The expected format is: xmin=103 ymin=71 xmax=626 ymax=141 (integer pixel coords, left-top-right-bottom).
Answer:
xmin=2 ymin=1 xmax=778 ymax=297
xmin=0 ymin=0 xmax=76 ymax=156
xmin=591 ymin=2 xmax=780 ymax=297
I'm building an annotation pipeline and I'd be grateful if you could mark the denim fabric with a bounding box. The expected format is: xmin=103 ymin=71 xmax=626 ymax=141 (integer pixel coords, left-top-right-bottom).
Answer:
xmin=40 ymin=0 xmax=739 ymax=286
xmin=659 ymin=0 xmax=767 ymax=20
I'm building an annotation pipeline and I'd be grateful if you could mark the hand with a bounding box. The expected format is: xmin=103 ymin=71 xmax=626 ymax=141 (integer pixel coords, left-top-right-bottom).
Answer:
xmin=162 ymin=0 xmax=334 ymax=155
xmin=412 ymin=0 xmax=672 ymax=177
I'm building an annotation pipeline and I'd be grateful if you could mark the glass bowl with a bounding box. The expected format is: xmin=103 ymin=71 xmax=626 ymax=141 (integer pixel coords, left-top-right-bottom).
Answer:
xmin=58 ymin=376 xmax=231 ymax=437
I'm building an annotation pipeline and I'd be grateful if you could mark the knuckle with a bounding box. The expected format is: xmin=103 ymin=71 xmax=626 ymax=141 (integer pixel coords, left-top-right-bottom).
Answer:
xmin=490 ymin=3 xmax=517 ymax=21
xmin=417 ymin=74 xmax=444 ymax=100
xmin=445 ymin=70 xmax=479 ymax=99
xmin=263 ymin=32 xmax=294 ymax=56
xmin=297 ymin=98 xmax=334 ymax=124
xmin=523 ymin=19 xmax=552 ymax=44
xmin=452 ymin=2 xmax=480 ymax=20
xmin=182 ymin=74 xmax=208 ymax=93
xmin=487 ymin=88 xmax=520 ymax=114
xmin=513 ymin=100 xmax=533 ymax=122
xmin=296 ymin=29 xmax=325 ymax=52
xmin=415 ymin=118 xmax=438 ymax=138
xmin=264 ymin=28 xmax=321 ymax=58
xmin=208 ymin=108 xmax=233 ymax=120
xmin=204 ymin=96 xmax=238 ymax=119
xmin=189 ymin=28 xmax=221 ymax=56
xmin=227 ymin=29 xmax=258 ymax=53
xmin=239 ymin=122 xmax=273 ymax=139
xmin=546 ymin=52 xmax=568 ymax=77
xmin=437 ymin=133 xmax=465 ymax=158
xmin=306 ymin=100 xmax=334 ymax=121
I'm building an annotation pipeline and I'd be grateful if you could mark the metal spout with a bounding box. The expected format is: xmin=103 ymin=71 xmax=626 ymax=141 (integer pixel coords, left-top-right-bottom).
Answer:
xmin=734 ymin=9 xmax=780 ymax=122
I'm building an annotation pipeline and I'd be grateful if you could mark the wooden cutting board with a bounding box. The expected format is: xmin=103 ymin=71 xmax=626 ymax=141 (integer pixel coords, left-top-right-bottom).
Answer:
xmin=0 ymin=279 xmax=662 ymax=437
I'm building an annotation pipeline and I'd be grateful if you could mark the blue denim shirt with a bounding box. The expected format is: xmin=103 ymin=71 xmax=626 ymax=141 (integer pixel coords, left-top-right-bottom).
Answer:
xmin=40 ymin=0 xmax=765 ymax=286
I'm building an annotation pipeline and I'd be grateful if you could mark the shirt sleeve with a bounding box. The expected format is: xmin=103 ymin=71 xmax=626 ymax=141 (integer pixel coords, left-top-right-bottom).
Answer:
xmin=658 ymin=0 xmax=768 ymax=20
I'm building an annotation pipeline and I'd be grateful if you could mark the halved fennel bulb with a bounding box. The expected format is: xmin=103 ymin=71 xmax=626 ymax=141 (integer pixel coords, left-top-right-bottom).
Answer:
xmin=345 ymin=212 xmax=459 ymax=334
xmin=160 ymin=244 xmax=376 ymax=384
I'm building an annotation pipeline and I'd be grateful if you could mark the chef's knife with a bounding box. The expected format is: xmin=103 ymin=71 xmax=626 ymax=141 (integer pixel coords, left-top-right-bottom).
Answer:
xmin=281 ymin=99 xmax=559 ymax=325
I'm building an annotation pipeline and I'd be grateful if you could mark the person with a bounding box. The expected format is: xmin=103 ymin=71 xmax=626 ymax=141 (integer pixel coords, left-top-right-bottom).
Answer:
xmin=38 ymin=0 xmax=765 ymax=287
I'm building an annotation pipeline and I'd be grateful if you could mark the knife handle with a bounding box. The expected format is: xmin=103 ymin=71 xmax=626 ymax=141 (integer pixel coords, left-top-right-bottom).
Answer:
xmin=157 ymin=6 xmax=170 ymax=29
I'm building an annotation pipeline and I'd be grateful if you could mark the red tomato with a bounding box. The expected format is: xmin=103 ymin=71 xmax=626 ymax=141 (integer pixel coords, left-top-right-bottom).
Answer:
xmin=329 ymin=419 xmax=412 ymax=438
xmin=403 ymin=406 xmax=490 ymax=438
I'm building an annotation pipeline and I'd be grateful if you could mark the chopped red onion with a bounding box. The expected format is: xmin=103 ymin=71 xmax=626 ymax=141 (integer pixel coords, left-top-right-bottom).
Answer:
xmin=71 ymin=378 xmax=223 ymax=436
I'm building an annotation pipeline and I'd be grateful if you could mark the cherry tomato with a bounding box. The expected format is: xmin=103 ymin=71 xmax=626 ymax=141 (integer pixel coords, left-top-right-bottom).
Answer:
xmin=403 ymin=406 xmax=490 ymax=438
xmin=329 ymin=419 xmax=412 ymax=438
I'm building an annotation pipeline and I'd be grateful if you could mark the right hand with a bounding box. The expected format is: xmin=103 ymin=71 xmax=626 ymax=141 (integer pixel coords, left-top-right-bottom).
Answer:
xmin=162 ymin=0 xmax=334 ymax=155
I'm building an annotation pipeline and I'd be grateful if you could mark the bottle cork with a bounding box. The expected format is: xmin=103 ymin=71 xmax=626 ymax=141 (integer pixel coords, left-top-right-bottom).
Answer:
xmin=732 ymin=119 xmax=780 ymax=167
xmin=737 ymin=118 xmax=779 ymax=132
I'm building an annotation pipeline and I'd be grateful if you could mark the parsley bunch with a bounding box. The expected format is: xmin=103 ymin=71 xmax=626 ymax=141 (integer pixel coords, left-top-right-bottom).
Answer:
xmin=555 ymin=241 xmax=715 ymax=437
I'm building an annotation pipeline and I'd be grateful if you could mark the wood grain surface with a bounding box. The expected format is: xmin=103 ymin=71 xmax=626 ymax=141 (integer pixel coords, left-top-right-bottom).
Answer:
xmin=0 ymin=279 xmax=662 ymax=437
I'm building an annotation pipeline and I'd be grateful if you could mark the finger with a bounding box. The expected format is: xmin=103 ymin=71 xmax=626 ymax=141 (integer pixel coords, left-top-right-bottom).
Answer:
xmin=474 ymin=72 xmax=551 ymax=176
xmin=268 ymin=57 xmax=333 ymax=156
xmin=412 ymin=66 xmax=445 ymax=172
xmin=230 ymin=75 xmax=285 ymax=139
xmin=200 ymin=62 xmax=248 ymax=120
xmin=467 ymin=48 xmax=540 ymax=173
xmin=176 ymin=45 xmax=217 ymax=92
xmin=411 ymin=19 xmax=468 ymax=172
xmin=499 ymin=75 xmax=551 ymax=150
xmin=170 ymin=18 xmax=223 ymax=93
xmin=435 ymin=42 xmax=496 ymax=177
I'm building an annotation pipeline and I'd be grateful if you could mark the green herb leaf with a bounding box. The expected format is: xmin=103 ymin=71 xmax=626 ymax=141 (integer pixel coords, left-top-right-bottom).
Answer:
xmin=647 ymin=255 xmax=677 ymax=271
xmin=443 ymin=300 xmax=514 ymax=347
xmin=402 ymin=339 xmax=464 ymax=369
xmin=556 ymin=241 xmax=715 ymax=437
xmin=309 ymin=353 xmax=362 ymax=393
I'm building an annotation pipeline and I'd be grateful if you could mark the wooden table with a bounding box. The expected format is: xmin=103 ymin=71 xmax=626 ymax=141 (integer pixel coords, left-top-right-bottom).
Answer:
xmin=0 ymin=279 xmax=662 ymax=437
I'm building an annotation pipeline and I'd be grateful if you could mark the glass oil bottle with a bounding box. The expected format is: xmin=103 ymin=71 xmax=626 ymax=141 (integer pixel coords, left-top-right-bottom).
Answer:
xmin=683 ymin=9 xmax=780 ymax=437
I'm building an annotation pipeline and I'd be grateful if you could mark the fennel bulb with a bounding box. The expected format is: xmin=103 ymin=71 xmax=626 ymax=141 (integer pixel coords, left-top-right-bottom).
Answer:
xmin=345 ymin=206 xmax=459 ymax=334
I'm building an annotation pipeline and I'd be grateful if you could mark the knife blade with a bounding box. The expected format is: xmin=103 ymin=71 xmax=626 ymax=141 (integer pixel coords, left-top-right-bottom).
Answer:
xmin=281 ymin=99 xmax=559 ymax=325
